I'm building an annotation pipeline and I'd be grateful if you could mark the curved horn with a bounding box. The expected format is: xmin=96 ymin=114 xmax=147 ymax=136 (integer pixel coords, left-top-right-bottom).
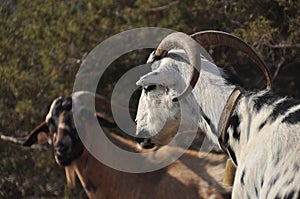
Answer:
xmin=155 ymin=32 xmax=202 ymax=102
xmin=191 ymin=30 xmax=272 ymax=90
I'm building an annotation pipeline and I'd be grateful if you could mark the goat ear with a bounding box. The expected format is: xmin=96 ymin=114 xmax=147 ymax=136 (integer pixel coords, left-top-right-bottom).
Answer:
xmin=23 ymin=121 xmax=49 ymax=146
xmin=37 ymin=132 xmax=49 ymax=145
xmin=136 ymin=70 xmax=179 ymax=87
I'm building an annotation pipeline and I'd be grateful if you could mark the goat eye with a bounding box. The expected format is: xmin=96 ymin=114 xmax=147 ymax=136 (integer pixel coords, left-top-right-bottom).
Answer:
xmin=144 ymin=85 xmax=157 ymax=94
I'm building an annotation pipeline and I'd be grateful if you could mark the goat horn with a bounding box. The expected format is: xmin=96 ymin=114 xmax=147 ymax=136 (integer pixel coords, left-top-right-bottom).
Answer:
xmin=155 ymin=32 xmax=201 ymax=102
xmin=191 ymin=30 xmax=272 ymax=90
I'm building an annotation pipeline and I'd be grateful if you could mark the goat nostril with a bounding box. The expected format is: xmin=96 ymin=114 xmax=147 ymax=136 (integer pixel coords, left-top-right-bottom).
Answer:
xmin=135 ymin=137 xmax=145 ymax=144
xmin=135 ymin=131 xmax=155 ymax=148
xmin=142 ymin=139 xmax=156 ymax=149
xmin=135 ymin=137 xmax=155 ymax=149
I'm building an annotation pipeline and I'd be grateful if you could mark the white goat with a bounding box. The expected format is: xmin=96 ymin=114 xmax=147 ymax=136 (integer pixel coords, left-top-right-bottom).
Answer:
xmin=135 ymin=31 xmax=300 ymax=198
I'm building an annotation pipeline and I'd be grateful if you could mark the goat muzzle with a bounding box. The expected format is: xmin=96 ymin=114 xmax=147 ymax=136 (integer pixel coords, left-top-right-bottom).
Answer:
xmin=135 ymin=137 xmax=156 ymax=149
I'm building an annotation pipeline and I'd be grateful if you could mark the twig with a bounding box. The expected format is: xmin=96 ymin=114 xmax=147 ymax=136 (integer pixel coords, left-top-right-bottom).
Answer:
xmin=272 ymin=56 xmax=285 ymax=82
xmin=267 ymin=44 xmax=300 ymax=49
xmin=1 ymin=133 xmax=49 ymax=150
xmin=146 ymin=1 xmax=179 ymax=12
xmin=0 ymin=133 xmax=25 ymax=144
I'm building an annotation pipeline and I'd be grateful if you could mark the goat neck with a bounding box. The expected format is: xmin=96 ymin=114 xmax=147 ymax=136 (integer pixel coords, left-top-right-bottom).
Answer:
xmin=188 ymin=58 xmax=237 ymax=144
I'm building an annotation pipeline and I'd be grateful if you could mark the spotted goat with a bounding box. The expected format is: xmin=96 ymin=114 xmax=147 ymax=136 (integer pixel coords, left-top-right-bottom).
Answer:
xmin=134 ymin=31 xmax=300 ymax=198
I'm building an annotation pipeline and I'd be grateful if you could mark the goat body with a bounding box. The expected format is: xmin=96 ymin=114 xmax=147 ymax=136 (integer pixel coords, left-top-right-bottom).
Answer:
xmin=225 ymin=90 xmax=300 ymax=198
xmin=135 ymin=34 xmax=300 ymax=198
xmin=67 ymin=133 xmax=230 ymax=199
xmin=3 ymin=91 xmax=231 ymax=199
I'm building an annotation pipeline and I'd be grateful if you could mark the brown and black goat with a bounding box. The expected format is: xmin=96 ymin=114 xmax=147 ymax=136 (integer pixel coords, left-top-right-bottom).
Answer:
xmin=1 ymin=91 xmax=231 ymax=199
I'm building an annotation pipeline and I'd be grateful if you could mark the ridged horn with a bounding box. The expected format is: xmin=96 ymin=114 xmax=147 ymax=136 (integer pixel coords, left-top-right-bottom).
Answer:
xmin=191 ymin=30 xmax=272 ymax=90
xmin=155 ymin=32 xmax=201 ymax=102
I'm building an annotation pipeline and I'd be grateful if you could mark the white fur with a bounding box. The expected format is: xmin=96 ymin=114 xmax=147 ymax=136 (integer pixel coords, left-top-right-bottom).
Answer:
xmin=136 ymin=49 xmax=235 ymax=144
xmin=136 ymin=48 xmax=300 ymax=198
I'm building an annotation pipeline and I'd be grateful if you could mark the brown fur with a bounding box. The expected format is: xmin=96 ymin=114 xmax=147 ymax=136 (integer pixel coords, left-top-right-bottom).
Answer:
xmin=66 ymin=128 xmax=231 ymax=199
xmin=65 ymin=166 xmax=76 ymax=188
xmin=2 ymin=94 xmax=232 ymax=199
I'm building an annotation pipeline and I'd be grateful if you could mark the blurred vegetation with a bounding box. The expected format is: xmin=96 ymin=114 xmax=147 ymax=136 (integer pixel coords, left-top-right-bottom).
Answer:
xmin=0 ymin=0 xmax=299 ymax=198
